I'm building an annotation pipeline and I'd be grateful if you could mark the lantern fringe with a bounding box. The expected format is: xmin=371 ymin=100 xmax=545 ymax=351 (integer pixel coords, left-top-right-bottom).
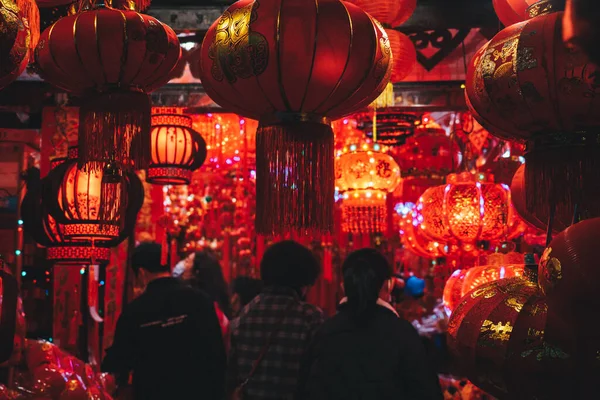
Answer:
xmin=255 ymin=121 xmax=334 ymax=235
xmin=79 ymin=91 xmax=151 ymax=173
xmin=16 ymin=0 xmax=39 ymax=58
xmin=342 ymin=204 xmax=386 ymax=234
xmin=525 ymin=146 xmax=600 ymax=224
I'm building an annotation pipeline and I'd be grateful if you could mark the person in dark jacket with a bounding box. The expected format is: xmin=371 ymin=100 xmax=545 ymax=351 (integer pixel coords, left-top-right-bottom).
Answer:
xmin=297 ymin=248 xmax=442 ymax=400
xmin=230 ymin=276 xmax=263 ymax=317
xmin=101 ymin=242 xmax=226 ymax=400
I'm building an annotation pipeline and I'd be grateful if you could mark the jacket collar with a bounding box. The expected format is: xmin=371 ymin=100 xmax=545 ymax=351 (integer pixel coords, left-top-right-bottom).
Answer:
xmin=339 ymin=297 xmax=399 ymax=317
xmin=262 ymin=286 xmax=300 ymax=299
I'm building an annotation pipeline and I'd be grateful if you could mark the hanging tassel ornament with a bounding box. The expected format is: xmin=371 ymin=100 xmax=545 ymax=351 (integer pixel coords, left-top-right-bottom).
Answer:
xmin=15 ymin=0 xmax=39 ymax=58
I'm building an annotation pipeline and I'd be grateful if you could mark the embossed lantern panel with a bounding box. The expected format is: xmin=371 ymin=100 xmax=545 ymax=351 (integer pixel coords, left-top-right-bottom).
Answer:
xmin=148 ymin=108 xmax=207 ymax=185
xmin=336 ymin=142 xmax=400 ymax=233
xmin=0 ymin=0 xmax=29 ymax=91
xmin=415 ymin=172 xmax=516 ymax=249
xmin=447 ymin=269 xmax=569 ymax=399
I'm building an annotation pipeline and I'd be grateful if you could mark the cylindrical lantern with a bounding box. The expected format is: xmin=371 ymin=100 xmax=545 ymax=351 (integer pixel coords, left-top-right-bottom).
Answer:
xmin=0 ymin=0 xmax=30 ymax=90
xmin=415 ymin=172 xmax=516 ymax=250
xmin=35 ymin=1 xmax=180 ymax=173
xmin=148 ymin=108 xmax=207 ymax=185
xmin=336 ymin=142 xmax=401 ymax=233
xmin=199 ymin=0 xmax=392 ymax=234
xmin=466 ymin=10 xmax=600 ymax=232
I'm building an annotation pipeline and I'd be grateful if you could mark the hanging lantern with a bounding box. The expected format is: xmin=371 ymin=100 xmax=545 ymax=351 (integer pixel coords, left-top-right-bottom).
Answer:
xmin=510 ymin=164 xmax=570 ymax=233
xmin=346 ymin=0 xmax=416 ymax=28
xmin=492 ymin=0 xmax=555 ymax=26
xmin=399 ymin=208 xmax=447 ymax=259
xmin=386 ymin=29 xmax=416 ymax=82
xmin=336 ymin=142 xmax=401 ymax=233
xmin=357 ymin=110 xmax=418 ymax=146
xmin=415 ymin=172 xmax=516 ymax=251
xmin=466 ymin=10 xmax=600 ymax=233
xmin=442 ymin=268 xmax=467 ymax=313
xmin=35 ymin=0 xmax=181 ymax=173
xmin=448 ymin=259 xmax=570 ymax=399
xmin=43 ymin=160 xmax=143 ymax=242
xmin=0 ymin=0 xmax=30 ymax=90
xmin=147 ymin=108 xmax=207 ymax=185
xmin=199 ymin=0 xmax=392 ymax=235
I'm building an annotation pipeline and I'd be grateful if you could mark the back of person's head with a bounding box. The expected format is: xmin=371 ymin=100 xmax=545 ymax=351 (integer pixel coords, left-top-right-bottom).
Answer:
xmin=231 ymin=276 xmax=263 ymax=306
xmin=131 ymin=242 xmax=170 ymax=275
xmin=342 ymin=248 xmax=392 ymax=320
xmin=191 ymin=251 xmax=231 ymax=318
xmin=260 ymin=241 xmax=321 ymax=292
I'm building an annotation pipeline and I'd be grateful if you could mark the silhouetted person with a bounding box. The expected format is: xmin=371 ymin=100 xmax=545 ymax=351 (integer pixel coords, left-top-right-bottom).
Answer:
xmin=227 ymin=241 xmax=324 ymax=400
xmin=230 ymin=276 xmax=263 ymax=317
xmin=297 ymin=248 xmax=442 ymax=400
xmin=102 ymin=242 xmax=226 ymax=400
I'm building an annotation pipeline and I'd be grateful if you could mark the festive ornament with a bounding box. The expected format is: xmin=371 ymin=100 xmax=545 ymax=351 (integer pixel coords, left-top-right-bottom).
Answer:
xmin=448 ymin=260 xmax=568 ymax=399
xmin=466 ymin=11 xmax=600 ymax=231
xmin=492 ymin=0 xmax=554 ymax=26
xmin=386 ymin=29 xmax=416 ymax=82
xmin=147 ymin=108 xmax=207 ymax=185
xmin=0 ymin=0 xmax=30 ymax=90
xmin=442 ymin=268 xmax=467 ymax=313
xmin=416 ymin=172 xmax=516 ymax=251
xmin=399 ymin=208 xmax=447 ymax=259
xmin=346 ymin=0 xmax=416 ymax=28
xmin=358 ymin=109 xmax=418 ymax=146
xmin=336 ymin=142 xmax=401 ymax=233
xmin=200 ymin=0 xmax=392 ymax=234
xmin=35 ymin=0 xmax=180 ymax=173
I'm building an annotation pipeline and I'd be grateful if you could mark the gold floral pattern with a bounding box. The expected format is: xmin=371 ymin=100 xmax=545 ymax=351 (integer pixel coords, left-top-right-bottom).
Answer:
xmin=480 ymin=320 xmax=513 ymax=342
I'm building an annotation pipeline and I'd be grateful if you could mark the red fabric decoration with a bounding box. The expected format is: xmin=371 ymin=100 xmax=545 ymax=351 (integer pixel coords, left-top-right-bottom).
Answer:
xmin=386 ymin=29 xmax=416 ymax=82
xmin=148 ymin=108 xmax=207 ymax=185
xmin=492 ymin=0 xmax=553 ymax=26
xmin=0 ymin=0 xmax=29 ymax=90
xmin=466 ymin=10 xmax=600 ymax=234
xmin=448 ymin=270 xmax=569 ymax=399
xmin=563 ymin=0 xmax=600 ymax=66
xmin=346 ymin=0 xmax=416 ymax=28
xmin=200 ymin=0 xmax=392 ymax=234
xmin=35 ymin=4 xmax=180 ymax=173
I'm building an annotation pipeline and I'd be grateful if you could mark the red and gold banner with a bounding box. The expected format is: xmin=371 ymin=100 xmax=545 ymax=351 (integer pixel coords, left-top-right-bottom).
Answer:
xmin=52 ymin=265 xmax=81 ymax=354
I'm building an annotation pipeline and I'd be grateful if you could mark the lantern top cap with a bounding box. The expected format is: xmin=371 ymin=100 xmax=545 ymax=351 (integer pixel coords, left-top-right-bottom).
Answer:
xmin=151 ymin=113 xmax=193 ymax=129
xmin=340 ymin=142 xmax=389 ymax=155
xmin=526 ymin=0 xmax=556 ymax=18
xmin=446 ymin=171 xmax=494 ymax=184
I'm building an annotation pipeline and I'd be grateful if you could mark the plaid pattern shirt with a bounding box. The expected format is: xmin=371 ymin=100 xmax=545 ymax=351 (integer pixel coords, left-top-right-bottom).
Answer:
xmin=227 ymin=286 xmax=324 ymax=400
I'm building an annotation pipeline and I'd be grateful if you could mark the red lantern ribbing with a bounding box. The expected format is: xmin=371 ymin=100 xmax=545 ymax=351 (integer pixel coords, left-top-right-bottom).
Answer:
xmin=35 ymin=1 xmax=180 ymax=173
xmin=148 ymin=108 xmax=207 ymax=185
xmin=386 ymin=29 xmax=416 ymax=82
xmin=199 ymin=0 xmax=392 ymax=234
xmin=346 ymin=0 xmax=416 ymax=28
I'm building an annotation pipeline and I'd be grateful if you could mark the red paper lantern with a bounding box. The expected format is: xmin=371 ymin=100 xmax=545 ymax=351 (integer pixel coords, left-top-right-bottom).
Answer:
xmin=399 ymin=209 xmax=448 ymax=259
xmin=415 ymin=172 xmax=516 ymax=250
xmin=0 ymin=0 xmax=29 ymax=90
xmin=148 ymin=108 xmax=207 ymax=185
xmin=447 ymin=267 xmax=568 ymax=399
xmin=346 ymin=0 xmax=416 ymax=28
xmin=386 ymin=29 xmax=416 ymax=82
xmin=466 ymin=10 xmax=600 ymax=230
xmin=358 ymin=110 xmax=418 ymax=146
xmin=200 ymin=0 xmax=392 ymax=234
xmin=492 ymin=0 xmax=554 ymax=26
xmin=35 ymin=3 xmax=180 ymax=173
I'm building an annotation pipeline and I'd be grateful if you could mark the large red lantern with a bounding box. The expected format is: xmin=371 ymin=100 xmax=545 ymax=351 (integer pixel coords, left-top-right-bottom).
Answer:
xmin=466 ymin=10 xmax=600 ymax=233
xmin=346 ymin=0 xmax=416 ymax=28
xmin=0 ymin=0 xmax=30 ymax=90
xmin=415 ymin=172 xmax=517 ymax=251
xmin=35 ymin=1 xmax=180 ymax=173
xmin=200 ymin=0 xmax=392 ymax=234
xmin=447 ymin=264 xmax=569 ymax=399
xmin=147 ymin=108 xmax=207 ymax=185
xmin=492 ymin=0 xmax=554 ymax=26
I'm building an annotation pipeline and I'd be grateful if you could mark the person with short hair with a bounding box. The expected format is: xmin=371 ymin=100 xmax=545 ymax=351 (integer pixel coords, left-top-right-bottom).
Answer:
xmin=230 ymin=276 xmax=263 ymax=317
xmin=102 ymin=242 xmax=226 ymax=400
xmin=227 ymin=240 xmax=324 ymax=400
xmin=297 ymin=248 xmax=442 ymax=400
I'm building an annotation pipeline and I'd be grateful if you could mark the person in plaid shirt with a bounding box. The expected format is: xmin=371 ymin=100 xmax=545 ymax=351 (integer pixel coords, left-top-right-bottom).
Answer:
xmin=227 ymin=241 xmax=324 ymax=399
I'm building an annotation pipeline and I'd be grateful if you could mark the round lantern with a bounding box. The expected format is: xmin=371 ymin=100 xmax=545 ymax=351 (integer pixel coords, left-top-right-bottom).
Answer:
xmin=442 ymin=268 xmax=467 ymax=313
xmin=386 ymin=29 xmax=416 ymax=82
xmin=492 ymin=0 xmax=554 ymax=26
xmin=336 ymin=142 xmax=401 ymax=233
xmin=399 ymin=209 xmax=447 ymax=259
xmin=447 ymin=264 xmax=569 ymax=399
xmin=346 ymin=0 xmax=416 ymax=28
xmin=35 ymin=1 xmax=180 ymax=173
xmin=200 ymin=0 xmax=392 ymax=234
xmin=147 ymin=108 xmax=207 ymax=185
xmin=0 ymin=0 xmax=30 ymax=90
xmin=466 ymin=10 xmax=600 ymax=232
xmin=415 ymin=172 xmax=516 ymax=250
xmin=43 ymin=160 xmax=143 ymax=242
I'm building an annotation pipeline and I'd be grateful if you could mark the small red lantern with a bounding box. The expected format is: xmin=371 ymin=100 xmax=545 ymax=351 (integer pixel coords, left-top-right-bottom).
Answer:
xmin=346 ymin=0 xmax=416 ymax=28
xmin=0 ymin=0 xmax=30 ymax=90
xmin=200 ymin=0 xmax=392 ymax=234
xmin=448 ymin=262 xmax=569 ymax=399
xmin=386 ymin=29 xmax=416 ymax=83
xmin=466 ymin=10 xmax=600 ymax=232
xmin=358 ymin=110 xmax=418 ymax=146
xmin=399 ymin=209 xmax=448 ymax=259
xmin=492 ymin=0 xmax=554 ymax=26
xmin=147 ymin=108 xmax=207 ymax=185
xmin=35 ymin=1 xmax=180 ymax=173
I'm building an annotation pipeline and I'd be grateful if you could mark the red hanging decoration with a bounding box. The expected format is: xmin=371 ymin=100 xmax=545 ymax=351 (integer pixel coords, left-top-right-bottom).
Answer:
xmin=199 ymin=0 xmax=392 ymax=234
xmin=35 ymin=2 xmax=180 ymax=173
xmin=399 ymin=208 xmax=448 ymax=259
xmin=492 ymin=0 xmax=554 ymax=26
xmin=346 ymin=0 xmax=416 ymax=28
xmin=386 ymin=29 xmax=416 ymax=82
xmin=147 ymin=108 xmax=207 ymax=185
xmin=0 ymin=0 xmax=30 ymax=90
xmin=466 ymin=10 xmax=600 ymax=230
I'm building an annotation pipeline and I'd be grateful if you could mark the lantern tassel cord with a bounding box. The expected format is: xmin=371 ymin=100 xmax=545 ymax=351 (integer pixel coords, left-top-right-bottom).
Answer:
xmin=545 ymin=202 xmax=555 ymax=247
